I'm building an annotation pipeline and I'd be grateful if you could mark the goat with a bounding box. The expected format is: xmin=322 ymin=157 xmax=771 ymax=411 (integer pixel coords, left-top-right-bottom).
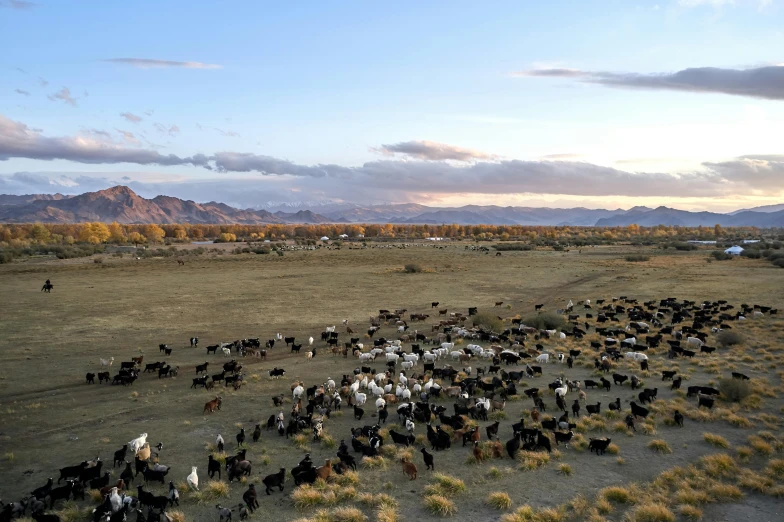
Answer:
xmin=588 ymin=437 xmax=611 ymax=455
xmin=401 ymin=459 xmax=418 ymax=480
xmin=420 ymin=448 xmax=435 ymax=470
xmin=186 ymin=467 xmax=199 ymax=491
xmin=242 ymin=484 xmax=259 ymax=513
xmin=262 ymin=468 xmax=286 ymax=495
xmin=204 ymin=396 xmax=222 ymax=413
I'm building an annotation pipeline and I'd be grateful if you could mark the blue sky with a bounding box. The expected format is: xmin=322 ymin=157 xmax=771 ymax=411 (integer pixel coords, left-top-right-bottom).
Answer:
xmin=1 ymin=0 xmax=784 ymax=210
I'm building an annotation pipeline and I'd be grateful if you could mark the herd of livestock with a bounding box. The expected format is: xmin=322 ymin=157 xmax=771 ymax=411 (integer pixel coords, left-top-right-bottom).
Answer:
xmin=2 ymin=296 xmax=778 ymax=522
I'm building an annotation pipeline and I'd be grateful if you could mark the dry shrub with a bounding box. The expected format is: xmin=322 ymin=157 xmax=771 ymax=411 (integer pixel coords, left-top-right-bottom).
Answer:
xmin=557 ymin=463 xmax=572 ymax=476
xmin=675 ymin=489 xmax=709 ymax=506
xmin=292 ymin=486 xmax=329 ymax=510
xmin=595 ymin=498 xmax=613 ymax=515
xmin=54 ymin=502 xmax=92 ymax=522
xmin=423 ymin=495 xmax=456 ymax=517
xmin=718 ymin=378 xmax=751 ymax=402
xmin=648 ymin=439 xmax=672 ymax=454
xmin=607 ymin=443 xmax=620 ymax=455
xmin=356 ymin=493 xmax=397 ymax=508
xmin=735 ymin=446 xmax=753 ymax=462
xmin=717 ymin=331 xmax=744 ymax=347
xmin=702 ymin=433 xmax=729 ymax=448
xmin=403 ymin=263 xmax=424 ymax=273
xmin=486 ymin=491 xmax=513 ymax=510
xmin=625 ymin=503 xmax=675 ymax=522
xmin=294 ymin=433 xmax=311 ymax=450
xmin=329 ymin=507 xmax=367 ymax=522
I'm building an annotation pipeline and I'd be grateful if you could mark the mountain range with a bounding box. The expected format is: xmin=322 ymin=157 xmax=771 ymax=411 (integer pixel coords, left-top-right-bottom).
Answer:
xmin=0 ymin=186 xmax=783 ymax=227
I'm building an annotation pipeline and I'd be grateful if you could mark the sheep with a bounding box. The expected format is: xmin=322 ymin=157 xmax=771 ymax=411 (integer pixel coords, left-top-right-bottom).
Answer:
xmin=100 ymin=357 xmax=115 ymax=369
xmin=354 ymin=392 xmax=367 ymax=406
xmin=128 ymin=433 xmax=148 ymax=454
xmin=186 ymin=467 xmax=199 ymax=491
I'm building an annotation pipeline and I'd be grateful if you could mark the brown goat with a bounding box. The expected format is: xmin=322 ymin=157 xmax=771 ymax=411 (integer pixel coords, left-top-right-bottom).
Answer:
xmin=401 ymin=459 xmax=417 ymax=480
xmin=531 ymin=408 xmax=540 ymax=423
xmin=100 ymin=479 xmax=125 ymax=498
xmin=472 ymin=441 xmax=484 ymax=463
xmin=491 ymin=438 xmax=504 ymax=459
xmin=204 ymin=396 xmax=222 ymax=413
xmin=315 ymin=459 xmax=332 ymax=481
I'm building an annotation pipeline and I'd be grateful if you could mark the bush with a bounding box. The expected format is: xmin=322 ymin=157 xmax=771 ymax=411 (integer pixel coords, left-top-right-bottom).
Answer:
xmin=717 ymin=331 xmax=744 ymax=347
xmin=702 ymin=433 xmax=730 ymax=448
xmin=403 ymin=263 xmax=424 ymax=273
xmin=673 ymin=242 xmax=698 ymax=251
xmin=648 ymin=439 xmax=672 ymax=454
xmin=486 ymin=492 xmax=512 ymax=510
xmin=625 ymin=255 xmax=650 ymax=262
xmin=718 ymin=378 xmax=752 ymax=402
xmin=627 ymin=504 xmax=675 ymax=522
xmin=472 ymin=312 xmax=503 ymax=332
xmin=710 ymin=251 xmax=734 ymax=261
xmin=741 ymin=250 xmax=761 ymax=259
xmin=522 ymin=312 xmax=565 ymax=331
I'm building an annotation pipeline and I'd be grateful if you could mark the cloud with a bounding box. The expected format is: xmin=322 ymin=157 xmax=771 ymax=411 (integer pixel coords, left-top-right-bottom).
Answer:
xmin=153 ymin=123 xmax=180 ymax=136
xmin=38 ymin=77 xmax=48 ymax=87
xmin=216 ymin=128 xmax=240 ymax=137
xmin=102 ymin=58 xmax=222 ymax=70
xmin=516 ymin=65 xmax=784 ymax=100
xmin=540 ymin=153 xmax=582 ymax=160
xmin=120 ymin=112 xmax=142 ymax=123
xmin=2 ymin=113 xmax=782 ymax=200
xmin=0 ymin=113 xmax=208 ymax=167
xmin=48 ymin=87 xmax=78 ymax=106
xmin=1 ymin=1 xmax=37 ymax=9
xmin=115 ymin=129 xmax=140 ymax=145
xmin=14 ymin=88 xmax=30 ymax=96
xmin=376 ymin=140 xmax=496 ymax=161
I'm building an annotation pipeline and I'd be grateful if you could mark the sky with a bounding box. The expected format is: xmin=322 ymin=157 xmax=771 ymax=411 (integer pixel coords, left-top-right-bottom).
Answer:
xmin=1 ymin=0 xmax=784 ymax=211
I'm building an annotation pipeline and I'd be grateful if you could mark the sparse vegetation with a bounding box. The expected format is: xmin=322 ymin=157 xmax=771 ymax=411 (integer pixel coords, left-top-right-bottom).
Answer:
xmin=703 ymin=433 xmax=730 ymax=448
xmin=486 ymin=492 xmax=513 ymax=510
xmin=717 ymin=331 xmax=745 ymax=347
xmin=403 ymin=263 xmax=424 ymax=273
xmin=626 ymin=255 xmax=650 ymax=262
xmin=522 ymin=312 xmax=565 ymax=331
xmin=648 ymin=439 xmax=672 ymax=454
xmin=423 ymin=495 xmax=457 ymax=517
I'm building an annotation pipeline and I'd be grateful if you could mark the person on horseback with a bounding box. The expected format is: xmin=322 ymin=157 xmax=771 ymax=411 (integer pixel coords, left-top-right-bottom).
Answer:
xmin=41 ymin=279 xmax=53 ymax=292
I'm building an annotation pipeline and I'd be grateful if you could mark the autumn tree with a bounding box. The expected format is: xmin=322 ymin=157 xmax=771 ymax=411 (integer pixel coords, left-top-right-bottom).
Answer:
xmin=143 ymin=224 xmax=166 ymax=243
xmin=30 ymin=223 xmax=51 ymax=242
xmin=108 ymin=222 xmax=127 ymax=243
xmin=129 ymin=231 xmax=145 ymax=246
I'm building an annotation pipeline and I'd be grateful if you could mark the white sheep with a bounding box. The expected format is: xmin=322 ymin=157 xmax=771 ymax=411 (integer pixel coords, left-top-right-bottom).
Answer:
xmin=222 ymin=347 xmax=231 ymax=357
xmin=401 ymin=361 xmax=414 ymax=371
xmin=99 ymin=357 xmax=114 ymax=369
xmin=187 ymin=466 xmax=199 ymax=491
xmin=555 ymin=384 xmax=568 ymax=398
xmin=354 ymin=392 xmax=367 ymax=406
xmin=375 ymin=397 xmax=386 ymax=411
xmin=308 ymin=336 xmax=314 ymax=346
xmin=536 ymin=353 xmax=549 ymax=364
xmin=293 ymin=385 xmax=304 ymax=399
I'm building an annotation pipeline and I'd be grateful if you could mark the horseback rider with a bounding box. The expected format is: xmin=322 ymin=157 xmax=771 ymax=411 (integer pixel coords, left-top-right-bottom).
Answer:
xmin=41 ymin=278 xmax=53 ymax=292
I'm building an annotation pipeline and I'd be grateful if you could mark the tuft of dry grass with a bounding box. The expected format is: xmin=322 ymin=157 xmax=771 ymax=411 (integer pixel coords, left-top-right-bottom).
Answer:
xmin=423 ymin=495 xmax=457 ymax=517
xmin=678 ymin=505 xmax=703 ymax=520
xmin=625 ymin=503 xmax=675 ymax=522
xmin=702 ymin=433 xmax=729 ymax=448
xmin=700 ymin=453 xmax=737 ymax=478
xmin=88 ymin=489 xmax=104 ymax=503
xmin=191 ymin=481 xmax=230 ymax=504
xmin=557 ymin=463 xmax=572 ymax=476
xmin=375 ymin=505 xmax=399 ymax=522
xmin=648 ymin=439 xmax=672 ymax=454
xmin=294 ymin=433 xmax=311 ymax=450
xmin=765 ymin=458 xmax=784 ymax=480
xmin=748 ymin=435 xmax=773 ymax=455
xmin=616 ymin=457 xmax=625 ymax=465
xmin=607 ymin=443 xmax=620 ymax=455
xmin=167 ymin=512 xmax=186 ymax=522
xmin=486 ymin=491 xmax=513 ymax=510
xmin=360 ymin=456 xmax=386 ymax=470
xmin=737 ymin=468 xmax=774 ymax=493
xmin=426 ymin=473 xmax=466 ymax=497
xmin=601 ymin=486 xmax=633 ymax=504
xmin=707 ymin=483 xmax=743 ymax=502
xmin=517 ymin=450 xmax=550 ymax=471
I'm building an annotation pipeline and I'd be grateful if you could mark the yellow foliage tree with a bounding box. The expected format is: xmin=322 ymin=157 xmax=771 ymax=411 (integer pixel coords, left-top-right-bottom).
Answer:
xmin=143 ymin=225 xmax=166 ymax=243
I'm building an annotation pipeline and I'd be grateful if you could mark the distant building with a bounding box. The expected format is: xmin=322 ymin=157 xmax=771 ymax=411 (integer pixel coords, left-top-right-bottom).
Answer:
xmin=724 ymin=245 xmax=744 ymax=256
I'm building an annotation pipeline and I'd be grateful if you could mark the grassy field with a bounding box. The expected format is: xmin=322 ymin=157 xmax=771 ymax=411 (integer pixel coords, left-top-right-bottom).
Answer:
xmin=0 ymin=243 xmax=782 ymax=522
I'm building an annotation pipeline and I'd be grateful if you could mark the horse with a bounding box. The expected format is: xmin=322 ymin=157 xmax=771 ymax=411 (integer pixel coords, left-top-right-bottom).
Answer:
xmin=41 ymin=282 xmax=54 ymax=293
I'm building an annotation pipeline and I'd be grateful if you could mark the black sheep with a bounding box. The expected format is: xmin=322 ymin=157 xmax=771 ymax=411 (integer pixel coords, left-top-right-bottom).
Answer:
xmin=236 ymin=428 xmax=245 ymax=448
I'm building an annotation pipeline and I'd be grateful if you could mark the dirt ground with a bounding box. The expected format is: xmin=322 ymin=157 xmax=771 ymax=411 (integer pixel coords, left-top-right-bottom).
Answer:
xmin=0 ymin=244 xmax=782 ymax=522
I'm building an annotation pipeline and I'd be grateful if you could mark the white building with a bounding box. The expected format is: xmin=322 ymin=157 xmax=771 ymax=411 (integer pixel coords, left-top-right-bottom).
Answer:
xmin=724 ymin=245 xmax=744 ymax=256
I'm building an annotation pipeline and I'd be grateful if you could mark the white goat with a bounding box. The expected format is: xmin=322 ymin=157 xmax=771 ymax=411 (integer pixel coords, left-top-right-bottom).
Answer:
xmin=99 ymin=357 xmax=114 ymax=369
xmin=354 ymin=392 xmax=367 ymax=406
xmin=128 ymin=433 xmax=148 ymax=454
xmin=187 ymin=466 xmax=199 ymax=491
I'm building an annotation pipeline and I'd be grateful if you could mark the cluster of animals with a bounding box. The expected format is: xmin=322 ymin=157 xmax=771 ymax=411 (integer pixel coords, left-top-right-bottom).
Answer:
xmin=10 ymin=295 xmax=776 ymax=522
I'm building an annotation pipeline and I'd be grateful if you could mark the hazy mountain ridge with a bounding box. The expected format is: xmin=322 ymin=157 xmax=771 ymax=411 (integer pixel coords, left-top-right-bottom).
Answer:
xmin=0 ymin=186 xmax=782 ymax=226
